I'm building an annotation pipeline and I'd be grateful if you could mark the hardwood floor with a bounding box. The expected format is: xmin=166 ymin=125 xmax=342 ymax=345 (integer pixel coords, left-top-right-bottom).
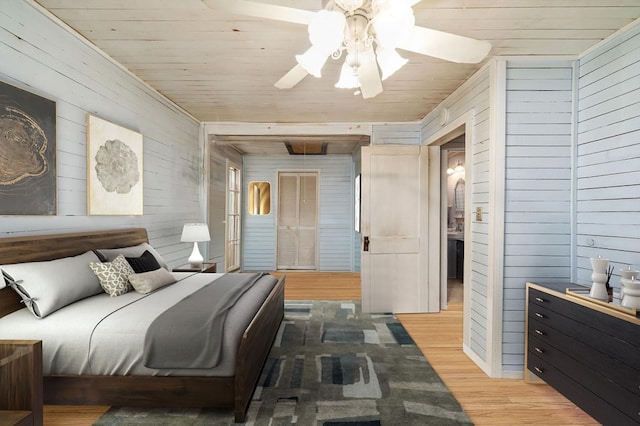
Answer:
xmin=43 ymin=272 xmax=596 ymax=425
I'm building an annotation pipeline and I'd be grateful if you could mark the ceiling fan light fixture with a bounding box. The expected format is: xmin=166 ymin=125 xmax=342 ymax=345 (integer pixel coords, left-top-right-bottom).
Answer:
xmin=335 ymin=0 xmax=365 ymax=14
xmin=296 ymin=46 xmax=330 ymax=78
xmin=308 ymin=10 xmax=346 ymax=52
xmin=335 ymin=61 xmax=360 ymax=89
xmin=371 ymin=2 xmax=415 ymax=48
xmin=375 ymin=46 xmax=408 ymax=80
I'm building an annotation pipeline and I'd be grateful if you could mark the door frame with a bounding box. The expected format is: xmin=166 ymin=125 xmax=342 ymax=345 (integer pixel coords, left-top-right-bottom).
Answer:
xmin=425 ymin=111 xmax=474 ymax=349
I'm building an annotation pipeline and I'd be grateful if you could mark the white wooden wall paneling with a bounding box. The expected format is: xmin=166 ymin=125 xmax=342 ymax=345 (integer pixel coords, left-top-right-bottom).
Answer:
xmin=0 ymin=2 xmax=201 ymax=268
xmin=242 ymin=155 xmax=354 ymax=272
xmin=576 ymin=24 xmax=640 ymax=286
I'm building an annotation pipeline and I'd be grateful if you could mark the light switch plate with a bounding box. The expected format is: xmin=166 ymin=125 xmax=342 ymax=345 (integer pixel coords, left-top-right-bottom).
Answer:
xmin=476 ymin=207 xmax=483 ymax=221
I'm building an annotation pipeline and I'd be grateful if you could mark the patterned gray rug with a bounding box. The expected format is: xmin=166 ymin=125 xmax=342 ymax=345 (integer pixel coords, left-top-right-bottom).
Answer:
xmin=94 ymin=301 xmax=472 ymax=425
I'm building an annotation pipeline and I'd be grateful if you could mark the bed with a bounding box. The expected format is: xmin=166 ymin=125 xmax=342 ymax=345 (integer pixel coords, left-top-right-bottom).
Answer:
xmin=0 ymin=228 xmax=285 ymax=423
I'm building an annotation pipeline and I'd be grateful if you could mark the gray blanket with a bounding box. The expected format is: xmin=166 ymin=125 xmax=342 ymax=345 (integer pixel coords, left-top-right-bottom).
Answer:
xmin=143 ymin=272 xmax=270 ymax=369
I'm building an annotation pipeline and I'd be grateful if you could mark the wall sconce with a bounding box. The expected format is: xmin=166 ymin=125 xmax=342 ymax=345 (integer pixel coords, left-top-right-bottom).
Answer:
xmin=447 ymin=162 xmax=464 ymax=175
xmin=180 ymin=223 xmax=211 ymax=268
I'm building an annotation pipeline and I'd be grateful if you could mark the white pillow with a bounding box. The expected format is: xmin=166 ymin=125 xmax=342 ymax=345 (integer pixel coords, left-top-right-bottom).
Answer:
xmin=128 ymin=268 xmax=177 ymax=294
xmin=96 ymin=243 xmax=168 ymax=270
xmin=2 ymin=251 xmax=103 ymax=318
xmin=89 ymin=254 xmax=135 ymax=297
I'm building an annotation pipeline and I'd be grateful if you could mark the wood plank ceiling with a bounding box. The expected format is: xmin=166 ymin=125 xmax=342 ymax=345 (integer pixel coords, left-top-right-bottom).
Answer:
xmin=33 ymin=0 xmax=640 ymax=153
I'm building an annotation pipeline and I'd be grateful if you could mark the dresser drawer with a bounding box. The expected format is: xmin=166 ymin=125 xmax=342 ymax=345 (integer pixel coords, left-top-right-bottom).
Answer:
xmin=529 ymin=287 xmax=640 ymax=349
xmin=528 ymin=332 xmax=640 ymax=419
xmin=528 ymin=316 xmax=640 ymax=397
xmin=528 ymin=303 xmax=640 ymax=373
xmin=528 ymin=352 xmax=639 ymax=426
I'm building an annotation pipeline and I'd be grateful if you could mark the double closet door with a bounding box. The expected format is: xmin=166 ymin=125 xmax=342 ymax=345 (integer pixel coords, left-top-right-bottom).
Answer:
xmin=277 ymin=172 xmax=318 ymax=270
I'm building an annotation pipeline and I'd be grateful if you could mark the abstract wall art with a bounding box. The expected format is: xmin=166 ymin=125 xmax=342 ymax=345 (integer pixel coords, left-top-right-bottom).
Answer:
xmin=0 ymin=80 xmax=57 ymax=215
xmin=87 ymin=114 xmax=143 ymax=215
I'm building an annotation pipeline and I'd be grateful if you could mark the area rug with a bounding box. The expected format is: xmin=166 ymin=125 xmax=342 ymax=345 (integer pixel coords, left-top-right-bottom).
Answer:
xmin=94 ymin=300 xmax=472 ymax=425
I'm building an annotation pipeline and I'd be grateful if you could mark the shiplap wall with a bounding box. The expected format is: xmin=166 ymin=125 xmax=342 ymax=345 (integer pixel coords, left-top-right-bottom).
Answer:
xmin=576 ymin=23 xmax=640 ymax=286
xmin=421 ymin=67 xmax=492 ymax=364
xmin=0 ymin=2 xmax=202 ymax=267
xmin=502 ymin=60 xmax=574 ymax=373
xmin=242 ymin=154 xmax=355 ymax=272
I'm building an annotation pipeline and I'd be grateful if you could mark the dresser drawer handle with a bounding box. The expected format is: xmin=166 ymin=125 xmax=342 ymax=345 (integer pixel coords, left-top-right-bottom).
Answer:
xmin=535 ymin=329 xmax=544 ymax=336
xmin=534 ymin=367 xmax=543 ymax=374
xmin=535 ymin=312 xmax=544 ymax=318
xmin=535 ymin=297 xmax=545 ymax=303
xmin=534 ymin=347 xmax=544 ymax=354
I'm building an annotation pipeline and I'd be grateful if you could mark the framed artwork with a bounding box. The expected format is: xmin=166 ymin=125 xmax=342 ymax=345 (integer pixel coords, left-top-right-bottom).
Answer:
xmin=0 ymin=81 xmax=56 ymax=215
xmin=87 ymin=114 xmax=143 ymax=215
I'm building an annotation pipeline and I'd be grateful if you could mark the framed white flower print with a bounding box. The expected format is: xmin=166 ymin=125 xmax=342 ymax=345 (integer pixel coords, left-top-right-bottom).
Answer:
xmin=87 ymin=114 xmax=143 ymax=215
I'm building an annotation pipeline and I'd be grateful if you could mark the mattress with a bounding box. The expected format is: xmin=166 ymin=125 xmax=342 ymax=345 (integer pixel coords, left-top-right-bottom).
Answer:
xmin=0 ymin=272 xmax=277 ymax=377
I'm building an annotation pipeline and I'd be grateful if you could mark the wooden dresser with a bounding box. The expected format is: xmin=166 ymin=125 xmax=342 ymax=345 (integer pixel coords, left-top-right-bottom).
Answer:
xmin=526 ymin=282 xmax=640 ymax=425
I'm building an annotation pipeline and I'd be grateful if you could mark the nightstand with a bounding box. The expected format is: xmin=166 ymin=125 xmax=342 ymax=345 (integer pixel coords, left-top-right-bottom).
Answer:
xmin=172 ymin=261 xmax=217 ymax=273
xmin=0 ymin=340 xmax=43 ymax=426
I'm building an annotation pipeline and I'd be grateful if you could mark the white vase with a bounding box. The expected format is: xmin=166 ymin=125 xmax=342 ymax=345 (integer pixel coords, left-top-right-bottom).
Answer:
xmin=589 ymin=257 xmax=609 ymax=301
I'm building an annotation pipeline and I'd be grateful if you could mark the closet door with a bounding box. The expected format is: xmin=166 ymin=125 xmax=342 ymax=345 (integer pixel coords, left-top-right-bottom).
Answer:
xmin=277 ymin=172 xmax=318 ymax=270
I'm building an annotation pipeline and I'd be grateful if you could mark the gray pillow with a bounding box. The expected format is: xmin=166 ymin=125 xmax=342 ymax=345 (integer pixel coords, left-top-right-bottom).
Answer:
xmin=1 ymin=251 xmax=103 ymax=318
xmin=129 ymin=268 xmax=177 ymax=294
xmin=96 ymin=243 xmax=168 ymax=270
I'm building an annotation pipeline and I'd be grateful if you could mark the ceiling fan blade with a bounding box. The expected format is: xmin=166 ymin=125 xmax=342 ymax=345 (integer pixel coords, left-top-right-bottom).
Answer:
xmin=202 ymin=0 xmax=314 ymax=25
xmin=275 ymin=64 xmax=309 ymax=89
xmin=358 ymin=50 xmax=383 ymax=99
xmin=398 ymin=25 xmax=491 ymax=64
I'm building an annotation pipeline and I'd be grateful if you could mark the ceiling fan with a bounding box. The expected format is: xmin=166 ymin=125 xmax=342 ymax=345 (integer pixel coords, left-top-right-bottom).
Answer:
xmin=203 ymin=0 xmax=491 ymax=99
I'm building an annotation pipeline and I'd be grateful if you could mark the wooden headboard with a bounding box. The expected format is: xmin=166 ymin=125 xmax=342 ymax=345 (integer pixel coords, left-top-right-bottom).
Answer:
xmin=0 ymin=228 xmax=149 ymax=318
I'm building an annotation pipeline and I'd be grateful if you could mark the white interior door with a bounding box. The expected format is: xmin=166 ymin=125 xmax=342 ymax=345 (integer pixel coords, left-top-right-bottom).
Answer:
xmin=277 ymin=172 xmax=318 ymax=270
xmin=361 ymin=145 xmax=432 ymax=313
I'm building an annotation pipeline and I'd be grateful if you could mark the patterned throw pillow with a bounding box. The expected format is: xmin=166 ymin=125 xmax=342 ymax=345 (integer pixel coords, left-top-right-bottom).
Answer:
xmin=89 ymin=254 xmax=135 ymax=297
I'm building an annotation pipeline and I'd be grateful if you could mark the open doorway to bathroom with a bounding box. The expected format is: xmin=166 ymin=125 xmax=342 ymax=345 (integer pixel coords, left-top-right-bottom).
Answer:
xmin=442 ymin=135 xmax=465 ymax=306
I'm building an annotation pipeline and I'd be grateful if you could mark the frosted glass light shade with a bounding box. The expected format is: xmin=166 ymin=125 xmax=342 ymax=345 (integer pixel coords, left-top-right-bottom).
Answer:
xmin=308 ymin=10 xmax=346 ymax=52
xmin=335 ymin=61 xmax=360 ymax=89
xmin=371 ymin=3 xmax=415 ymax=48
xmin=296 ymin=46 xmax=330 ymax=77
xmin=375 ymin=47 xmax=408 ymax=80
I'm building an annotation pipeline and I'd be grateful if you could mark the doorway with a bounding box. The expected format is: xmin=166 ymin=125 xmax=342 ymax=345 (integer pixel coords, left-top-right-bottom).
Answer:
xmin=442 ymin=137 xmax=465 ymax=306
xmin=276 ymin=171 xmax=318 ymax=270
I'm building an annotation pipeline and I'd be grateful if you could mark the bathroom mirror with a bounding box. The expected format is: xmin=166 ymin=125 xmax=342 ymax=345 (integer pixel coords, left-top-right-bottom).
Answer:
xmin=248 ymin=181 xmax=271 ymax=215
xmin=454 ymin=179 xmax=465 ymax=213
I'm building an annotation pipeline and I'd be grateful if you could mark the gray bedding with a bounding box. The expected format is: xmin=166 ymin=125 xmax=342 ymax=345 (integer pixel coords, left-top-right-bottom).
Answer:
xmin=0 ymin=272 xmax=277 ymax=377
xmin=144 ymin=272 xmax=269 ymax=369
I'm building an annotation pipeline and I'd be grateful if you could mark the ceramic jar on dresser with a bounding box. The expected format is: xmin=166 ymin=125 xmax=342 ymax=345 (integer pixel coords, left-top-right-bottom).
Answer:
xmin=525 ymin=282 xmax=640 ymax=425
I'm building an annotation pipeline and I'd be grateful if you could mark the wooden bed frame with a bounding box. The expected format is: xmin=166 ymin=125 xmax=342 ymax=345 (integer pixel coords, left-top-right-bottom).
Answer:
xmin=0 ymin=228 xmax=285 ymax=423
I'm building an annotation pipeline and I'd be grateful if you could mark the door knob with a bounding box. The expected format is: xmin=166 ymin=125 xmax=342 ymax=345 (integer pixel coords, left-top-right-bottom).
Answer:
xmin=363 ymin=236 xmax=369 ymax=252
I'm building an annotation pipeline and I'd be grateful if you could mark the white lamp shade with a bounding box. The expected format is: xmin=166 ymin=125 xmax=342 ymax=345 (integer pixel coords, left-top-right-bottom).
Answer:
xmin=296 ymin=46 xmax=330 ymax=78
xmin=308 ymin=10 xmax=346 ymax=52
xmin=375 ymin=46 xmax=408 ymax=80
xmin=371 ymin=2 xmax=415 ymax=48
xmin=335 ymin=61 xmax=360 ymax=89
xmin=180 ymin=223 xmax=211 ymax=242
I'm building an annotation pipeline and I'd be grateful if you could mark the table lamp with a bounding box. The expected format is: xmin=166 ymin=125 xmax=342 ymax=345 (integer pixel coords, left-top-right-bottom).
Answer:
xmin=180 ymin=223 xmax=211 ymax=268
